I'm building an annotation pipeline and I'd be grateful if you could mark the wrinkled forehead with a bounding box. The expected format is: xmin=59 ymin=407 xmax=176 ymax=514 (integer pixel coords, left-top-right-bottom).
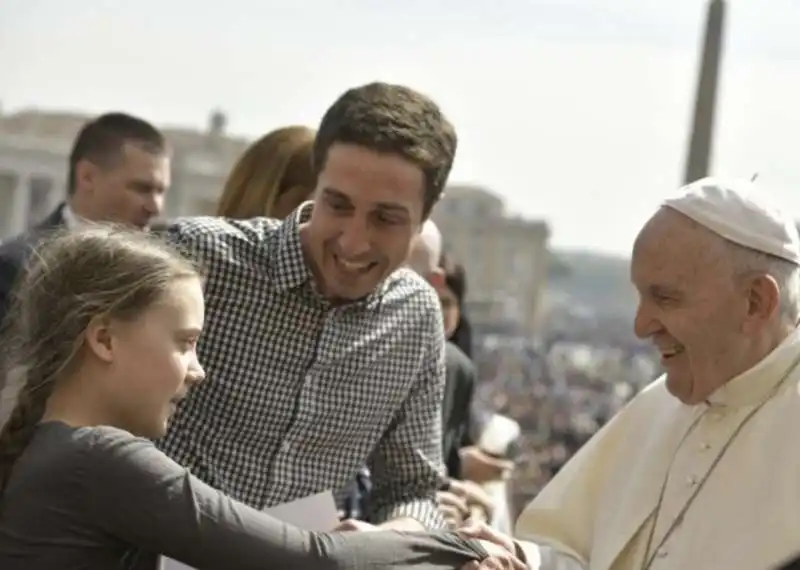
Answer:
xmin=631 ymin=208 xmax=730 ymax=287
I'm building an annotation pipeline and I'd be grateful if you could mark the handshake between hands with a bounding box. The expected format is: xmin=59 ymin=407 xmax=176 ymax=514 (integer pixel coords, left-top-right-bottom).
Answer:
xmin=334 ymin=478 xmax=527 ymax=570
xmin=440 ymin=480 xmax=526 ymax=570
xmin=334 ymin=516 xmax=526 ymax=570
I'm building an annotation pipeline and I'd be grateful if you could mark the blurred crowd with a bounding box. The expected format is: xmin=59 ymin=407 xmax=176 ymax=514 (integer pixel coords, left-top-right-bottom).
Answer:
xmin=470 ymin=334 xmax=661 ymax=516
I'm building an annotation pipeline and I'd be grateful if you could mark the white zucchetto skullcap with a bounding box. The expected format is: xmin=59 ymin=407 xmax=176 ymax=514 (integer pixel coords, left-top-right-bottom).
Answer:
xmin=662 ymin=176 xmax=800 ymax=265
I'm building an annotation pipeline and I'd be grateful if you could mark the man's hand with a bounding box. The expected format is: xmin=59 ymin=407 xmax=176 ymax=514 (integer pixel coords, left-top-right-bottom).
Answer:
xmin=458 ymin=520 xmax=518 ymax=560
xmin=461 ymin=540 xmax=527 ymax=569
xmin=437 ymin=488 xmax=469 ymax=528
xmin=438 ymin=479 xmax=495 ymax=527
xmin=460 ymin=446 xmax=515 ymax=484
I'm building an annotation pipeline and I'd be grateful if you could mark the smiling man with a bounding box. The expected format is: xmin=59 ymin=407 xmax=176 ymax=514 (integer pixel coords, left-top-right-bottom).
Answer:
xmin=158 ymin=82 xmax=457 ymax=531
xmin=460 ymin=177 xmax=800 ymax=570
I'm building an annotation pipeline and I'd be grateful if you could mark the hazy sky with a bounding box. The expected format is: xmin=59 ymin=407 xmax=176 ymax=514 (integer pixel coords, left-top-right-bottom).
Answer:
xmin=2 ymin=0 xmax=799 ymax=256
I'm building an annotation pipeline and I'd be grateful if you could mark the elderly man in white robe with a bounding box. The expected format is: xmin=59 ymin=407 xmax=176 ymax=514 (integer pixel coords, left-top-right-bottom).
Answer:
xmin=459 ymin=176 xmax=800 ymax=570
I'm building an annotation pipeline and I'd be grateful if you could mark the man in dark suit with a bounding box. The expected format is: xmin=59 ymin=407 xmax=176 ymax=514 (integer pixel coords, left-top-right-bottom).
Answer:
xmin=776 ymin=555 xmax=800 ymax=570
xmin=0 ymin=112 xmax=170 ymax=336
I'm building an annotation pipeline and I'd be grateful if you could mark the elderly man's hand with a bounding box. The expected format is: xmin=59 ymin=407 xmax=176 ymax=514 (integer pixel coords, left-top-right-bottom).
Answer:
xmin=460 ymin=446 xmax=515 ymax=484
xmin=437 ymin=487 xmax=469 ymax=528
xmin=438 ymin=479 xmax=495 ymax=527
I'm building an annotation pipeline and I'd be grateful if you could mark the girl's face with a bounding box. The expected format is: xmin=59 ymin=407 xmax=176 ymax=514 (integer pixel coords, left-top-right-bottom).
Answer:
xmin=87 ymin=277 xmax=206 ymax=439
xmin=439 ymin=284 xmax=461 ymax=339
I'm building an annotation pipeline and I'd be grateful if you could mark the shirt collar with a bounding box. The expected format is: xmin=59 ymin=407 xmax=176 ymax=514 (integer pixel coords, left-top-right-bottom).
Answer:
xmin=707 ymin=326 xmax=800 ymax=408
xmin=269 ymin=201 xmax=386 ymax=311
xmin=61 ymin=204 xmax=90 ymax=229
xmin=270 ymin=202 xmax=315 ymax=292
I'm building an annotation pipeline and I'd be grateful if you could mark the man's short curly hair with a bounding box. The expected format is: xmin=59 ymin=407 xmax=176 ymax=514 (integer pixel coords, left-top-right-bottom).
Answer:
xmin=313 ymin=82 xmax=457 ymax=219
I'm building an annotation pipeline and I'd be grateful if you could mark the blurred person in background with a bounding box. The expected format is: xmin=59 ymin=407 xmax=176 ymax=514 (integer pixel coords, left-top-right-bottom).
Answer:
xmin=406 ymin=222 xmax=496 ymax=528
xmin=0 ymin=111 xmax=168 ymax=362
xmin=215 ymin=125 xmax=316 ymax=219
xmin=439 ymin=252 xmax=473 ymax=359
xmin=435 ymin=250 xmax=479 ymax=479
xmin=409 ymin=227 xmax=476 ymax=482
xmin=438 ymin=252 xmax=515 ymax=487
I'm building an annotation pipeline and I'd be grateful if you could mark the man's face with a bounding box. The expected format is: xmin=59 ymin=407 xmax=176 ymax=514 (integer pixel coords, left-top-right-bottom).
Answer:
xmin=81 ymin=142 xmax=170 ymax=229
xmin=301 ymin=143 xmax=425 ymax=302
xmin=630 ymin=208 xmax=751 ymax=404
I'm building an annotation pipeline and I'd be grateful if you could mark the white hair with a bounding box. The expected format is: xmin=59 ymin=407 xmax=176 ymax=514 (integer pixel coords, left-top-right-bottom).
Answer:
xmin=407 ymin=220 xmax=442 ymax=275
xmin=723 ymin=241 xmax=800 ymax=324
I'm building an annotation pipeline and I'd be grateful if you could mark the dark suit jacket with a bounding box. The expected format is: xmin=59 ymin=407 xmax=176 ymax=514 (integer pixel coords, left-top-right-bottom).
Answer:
xmin=776 ymin=555 xmax=800 ymax=570
xmin=0 ymin=209 xmax=173 ymax=334
xmin=442 ymin=341 xmax=477 ymax=479
xmin=0 ymin=204 xmax=66 ymax=333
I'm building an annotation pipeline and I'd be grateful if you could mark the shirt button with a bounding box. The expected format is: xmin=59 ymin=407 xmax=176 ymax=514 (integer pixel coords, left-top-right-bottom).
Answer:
xmin=656 ymin=548 xmax=668 ymax=558
xmin=699 ymin=442 xmax=711 ymax=451
xmin=686 ymin=475 xmax=698 ymax=486
xmin=707 ymin=411 xmax=724 ymax=421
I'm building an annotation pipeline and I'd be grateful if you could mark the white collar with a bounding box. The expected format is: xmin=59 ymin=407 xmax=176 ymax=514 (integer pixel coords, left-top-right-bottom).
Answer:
xmin=707 ymin=327 xmax=800 ymax=408
xmin=61 ymin=204 xmax=90 ymax=229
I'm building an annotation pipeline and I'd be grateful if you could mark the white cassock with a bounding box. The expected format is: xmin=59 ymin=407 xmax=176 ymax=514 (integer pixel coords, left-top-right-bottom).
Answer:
xmin=515 ymin=327 xmax=800 ymax=570
xmin=513 ymin=177 xmax=800 ymax=570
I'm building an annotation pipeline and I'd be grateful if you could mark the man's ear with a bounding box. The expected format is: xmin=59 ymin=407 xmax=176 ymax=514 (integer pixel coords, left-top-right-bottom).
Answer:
xmin=84 ymin=315 xmax=115 ymax=363
xmin=741 ymin=273 xmax=780 ymax=333
xmin=74 ymin=158 xmax=100 ymax=197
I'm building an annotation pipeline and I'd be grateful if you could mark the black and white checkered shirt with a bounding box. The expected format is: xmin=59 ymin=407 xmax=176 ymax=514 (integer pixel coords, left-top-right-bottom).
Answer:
xmin=158 ymin=204 xmax=447 ymax=529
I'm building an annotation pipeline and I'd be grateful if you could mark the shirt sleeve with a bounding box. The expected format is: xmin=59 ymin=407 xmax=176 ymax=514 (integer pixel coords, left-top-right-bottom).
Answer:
xmin=164 ymin=218 xmax=227 ymax=271
xmin=366 ymin=306 xmax=449 ymax=529
xmin=81 ymin=427 xmax=487 ymax=570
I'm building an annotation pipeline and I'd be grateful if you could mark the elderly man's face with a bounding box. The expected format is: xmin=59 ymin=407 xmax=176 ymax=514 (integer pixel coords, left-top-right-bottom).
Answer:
xmin=630 ymin=208 xmax=752 ymax=404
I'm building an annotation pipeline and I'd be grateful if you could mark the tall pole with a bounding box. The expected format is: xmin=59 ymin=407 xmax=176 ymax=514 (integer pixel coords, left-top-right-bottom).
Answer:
xmin=683 ymin=0 xmax=726 ymax=185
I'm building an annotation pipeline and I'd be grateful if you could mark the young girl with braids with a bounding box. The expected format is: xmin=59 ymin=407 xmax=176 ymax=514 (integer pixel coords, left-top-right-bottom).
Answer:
xmin=0 ymin=228 xmax=514 ymax=570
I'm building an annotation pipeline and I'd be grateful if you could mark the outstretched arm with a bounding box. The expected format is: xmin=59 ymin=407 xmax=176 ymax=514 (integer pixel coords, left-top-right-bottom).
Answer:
xmin=83 ymin=427 xmax=487 ymax=570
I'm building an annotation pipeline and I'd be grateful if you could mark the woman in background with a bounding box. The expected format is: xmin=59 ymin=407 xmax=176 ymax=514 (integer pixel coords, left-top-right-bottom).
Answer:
xmin=437 ymin=253 xmax=515 ymax=488
xmin=438 ymin=252 xmax=473 ymax=359
xmin=216 ymin=125 xmax=315 ymax=219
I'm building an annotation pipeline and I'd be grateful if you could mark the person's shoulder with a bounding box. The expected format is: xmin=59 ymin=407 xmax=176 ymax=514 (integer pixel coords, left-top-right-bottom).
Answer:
xmin=20 ymin=423 xmax=146 ymax=474
xmin=167 ymin=216 xmax=280 ymax=242
xmin=384 ymin=266 xmax=440 ymax=309
xmin=164 ymin=216 xmax=282 ymax=267
xmin=0 ymin=230 xmax=37 ymax=265
xmin=631 ymin=374 xmax=669 ymax=402
xmin=445 ymin=341 xmax=475 ymax=372
xmin=35 ymin=424 xmax=181 ymax=487
xmin=64 ymin=424 xmax=149 ymax=454
xmin=606 ymin=374 xmax=676 ymax=432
